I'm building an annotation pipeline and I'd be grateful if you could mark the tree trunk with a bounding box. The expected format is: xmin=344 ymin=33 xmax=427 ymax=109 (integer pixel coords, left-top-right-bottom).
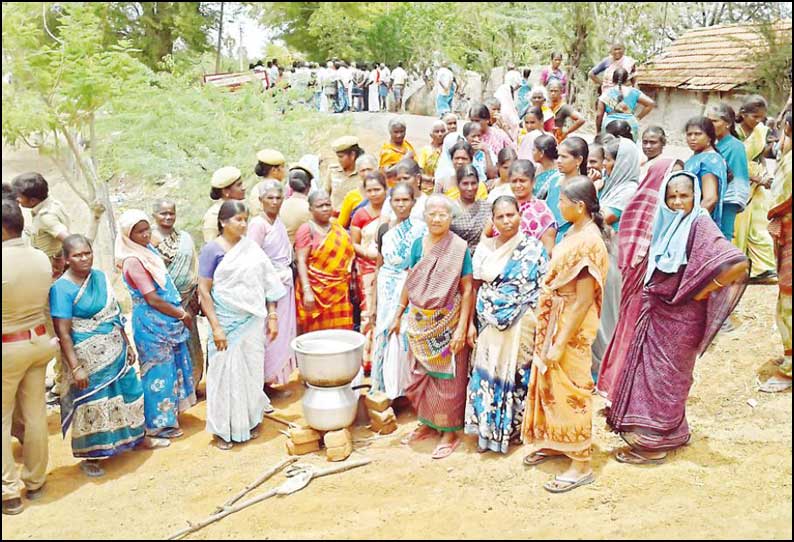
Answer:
xmin=215 ymin=2 xmax=225 ymax=73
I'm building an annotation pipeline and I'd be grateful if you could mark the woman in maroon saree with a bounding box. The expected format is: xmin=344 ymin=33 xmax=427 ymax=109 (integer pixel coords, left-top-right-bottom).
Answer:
xmin=597 ymin=158 xmax=675 ymax=400
xmin=606 ymin=171 xmax=748 ymax=464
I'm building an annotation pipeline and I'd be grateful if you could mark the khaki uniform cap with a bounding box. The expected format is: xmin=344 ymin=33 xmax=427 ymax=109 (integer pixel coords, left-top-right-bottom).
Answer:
xmin=332 ymin=136 xmax=359 ymax=153
xmin=255 ymin=149 xmax=286 ymax=166
xmin=211 ymin=166 xmax=242 ymax=189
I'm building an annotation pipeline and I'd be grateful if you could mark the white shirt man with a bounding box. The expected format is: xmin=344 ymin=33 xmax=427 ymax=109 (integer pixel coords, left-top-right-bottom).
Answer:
xmin=391 ymin=65 xmax=407 ymax=86
xmin=435 ymin=65 xmax=453 ymax=96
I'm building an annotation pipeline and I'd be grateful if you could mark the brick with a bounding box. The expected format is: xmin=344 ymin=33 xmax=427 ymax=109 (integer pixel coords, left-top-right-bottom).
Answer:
xmin=288 ymin=426 xmax=321 ymax=445
xmin=364 ymin=392 xmax=392 ymax=412
xmin=375 ymin=420 xmax=398 ymax=435
xmin=286 ymin=438 xmax=320 ymax=456
xmin=325 ymin=441 xmax=353 ymax=462
xmin=369 ymin=407 xmax=396 ymax=431
xmin=323 ymin=428 xmax=352 ymax=449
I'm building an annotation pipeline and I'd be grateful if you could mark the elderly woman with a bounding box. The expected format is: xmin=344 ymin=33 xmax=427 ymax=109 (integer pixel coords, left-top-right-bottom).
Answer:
xmin=606 ymin=171 xmax=748 ymax=463
xmin=450 ymin=165 xmax=491 ymax=253
xmin=202 ymin=166 xmax=246 ymax=243
xmin=151 ymin=200 xmax=204 ymax=392
xmin=522 ymin=178 xmax=610 ymax=493
xmin=417 ymin=120 xmax=448 ymax=180
xmin=50 ymin=235 xmax=161 ymax=478
xmin=351 ymin=173 xmax=388 ymax=372
xmin=597 ymin=158 xmax=677 ymax=401
xmin=198 ymin=201 xmax=286 ymax=450
xmin=379 ymin=118 xmax=416 ymax=170
xmin=529 ymin=87 xmax=555 ymax=133
xmin=390 ymin=194 xmax=474 ymax=460
xmin=117 ymin=210 xmax=197 ymax=440
xmin=337 ymin=154 xmax=379 ymax=229
xmin=465 ymin=196 xmax=548 ymax=454
xmin=371 ymin=182 xmax=428 ymax=398
xmin=248 ymin=181 xmax=297 ymax=389
xmin=295 ymin=191 xmax=356 ymax=332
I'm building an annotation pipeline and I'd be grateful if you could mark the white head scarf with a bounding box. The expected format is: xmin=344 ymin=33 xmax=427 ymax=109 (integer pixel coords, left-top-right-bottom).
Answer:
xmin=115 ymin=209 xmax=169 ymax=289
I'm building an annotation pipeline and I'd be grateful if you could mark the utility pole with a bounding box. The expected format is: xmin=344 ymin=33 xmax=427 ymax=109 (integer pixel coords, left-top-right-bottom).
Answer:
xmin=239 ymin=23 xmax=245 ymax=72
xmin=215 ymin=1 xmax=225 ymax=73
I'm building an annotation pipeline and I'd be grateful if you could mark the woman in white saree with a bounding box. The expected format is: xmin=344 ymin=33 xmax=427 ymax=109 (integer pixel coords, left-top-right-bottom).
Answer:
xmin=198 ymin=201 xmax=286 ymax=450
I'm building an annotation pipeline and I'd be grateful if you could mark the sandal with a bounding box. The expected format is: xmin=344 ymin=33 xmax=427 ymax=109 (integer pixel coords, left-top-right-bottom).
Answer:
xmin=543 ymin=472 xmax=595 ymax=494
xmin=757 ymin=375 xmax=792 ymax=393
xmin=523 ymin=450 xmax=565 ymax=467
xmin=2 ymin=498 xmax=24 ymax=515
xmin=80 ymin=460 xmax=105 ymax=478
xmin=158 ymin=428 xmax=184 ymax=439
xmin=213 ymin=438 xmax=234 ymax=451
xmin=615 ymin=449 xmax=667 ymax=465
xmin=431 ymin=437 xmax=461 ymax=460
xmin=400 ymin=426 xmax=435 ymax=446
xmin=141 ymin=436 xmax=171 ymax=450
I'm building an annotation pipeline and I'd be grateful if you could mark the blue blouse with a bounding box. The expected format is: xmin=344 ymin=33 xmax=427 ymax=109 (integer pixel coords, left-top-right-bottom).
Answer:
xmin=684 ymin=151 xmax=727 ymax=226
xmin=716 ymin=135 xmax=750 ymax=209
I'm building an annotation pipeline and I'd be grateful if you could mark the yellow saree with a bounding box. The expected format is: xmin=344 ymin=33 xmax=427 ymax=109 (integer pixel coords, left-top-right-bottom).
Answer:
xmin=522 ymin=223 xmax=609 ymax=460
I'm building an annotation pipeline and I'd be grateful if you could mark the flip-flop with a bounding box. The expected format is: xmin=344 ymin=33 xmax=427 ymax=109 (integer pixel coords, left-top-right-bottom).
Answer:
xmin=615 ymin=449 xmax=667 ymax=465
xmin=80 ymin=460 xmax=105 ymax=478
xmin=400 ymin=426 xmax=434 ymax=446
xmin=141 ymin=436 xmax=171 ymax=449
xmin=757 ymin=375 xmax=792 ymax=393
xmin=543 ymin=472 xmax=595 ymax=494
xmin=213 ymin=438 xmax=234 ymax=451
xmin=431 ymin=437 xmax=461 ymax=460
xmin=523 ymin=450 xmax=565 ymax=467
xmin=158 ymin=428 xmax=184 ymax=439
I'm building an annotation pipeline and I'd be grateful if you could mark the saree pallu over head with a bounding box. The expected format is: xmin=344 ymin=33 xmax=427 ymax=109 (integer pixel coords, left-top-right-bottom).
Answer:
xmin=296 ymin=222 xmax=355 ymax=330
xmin=115 ymin=210 xmax=169 ymax=289
xmin=405 ymin=231 xmax=468 ymax=377
xmin=60 ymin=269 xmax=145 ymax=454
xmin=476 ymin=234 xmax=547 ymax=331
xmin=617 ymin=159 xmax=676 ymax=271
xmin=600 ymin=137 xmax=640 ymax=217
xmin=534 ymin=168 xmax=561 ymax=200
xmin=606 ymin=215 xmax=748 ymax=451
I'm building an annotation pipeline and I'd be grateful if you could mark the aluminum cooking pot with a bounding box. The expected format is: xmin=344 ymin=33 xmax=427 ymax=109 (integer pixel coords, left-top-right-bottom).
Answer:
xmin=291 ymin=329 xmax=366 ymax=387
xmin=302 ymin=383 xmax=370 ymax=432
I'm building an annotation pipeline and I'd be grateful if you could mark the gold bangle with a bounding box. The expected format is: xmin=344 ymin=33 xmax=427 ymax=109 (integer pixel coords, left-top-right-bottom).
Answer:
xmin=712 ymin=277 xmax=725 ymax=288
xmin=267 ymin=313 xmax=278 ymax=319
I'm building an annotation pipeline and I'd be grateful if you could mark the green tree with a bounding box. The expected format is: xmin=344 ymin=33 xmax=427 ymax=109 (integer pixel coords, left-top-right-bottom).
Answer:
xmin=2 ymin=2 xmax=151 ymax=244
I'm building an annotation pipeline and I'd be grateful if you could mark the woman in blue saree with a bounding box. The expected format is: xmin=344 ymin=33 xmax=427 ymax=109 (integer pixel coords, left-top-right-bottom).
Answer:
xmin=116 ymin=210 xmax=196 ymax=440
xmin=465 ymin=196 xmax=548 ymax=454
xmin=370 ymin=183 xmax=427 ymax=398
xmin=50 ymin=235 xmax=161 ymax=478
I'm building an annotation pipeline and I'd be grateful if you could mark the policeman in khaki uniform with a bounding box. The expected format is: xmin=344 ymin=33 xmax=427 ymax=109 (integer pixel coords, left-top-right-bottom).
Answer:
xmin=325 ymin=136 xmax=364 ymax=214
xmin=202 ymin=166 xmax=246 ymax=243
xmin=249 ymin=149 xmax=286 ymax=217
xmin=12 ymin=172 xmax=71 ymax=279
xmin=2 ymin=200 xmax=57 ymax=515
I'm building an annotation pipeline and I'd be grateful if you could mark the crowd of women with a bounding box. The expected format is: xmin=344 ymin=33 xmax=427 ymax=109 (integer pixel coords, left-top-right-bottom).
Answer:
xmin=3 ymin=71 xmax=791 ymax=511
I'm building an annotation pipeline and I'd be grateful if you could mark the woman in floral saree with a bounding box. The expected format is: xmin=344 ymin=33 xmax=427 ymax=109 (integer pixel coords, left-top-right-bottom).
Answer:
xmin=522 ymin=178 xmax=609 ymax=493
xmin=465 ymin=196 xmax=547 ymax=454
xmin=370 ymin=183 xmax=427 ymax=398
xmin=116 ymin=210 xmax=196 ymax=440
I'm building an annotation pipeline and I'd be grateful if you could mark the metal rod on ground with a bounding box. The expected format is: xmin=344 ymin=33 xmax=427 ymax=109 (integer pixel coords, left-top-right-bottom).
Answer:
xmin=167 ymin=457 xmax=372 ymax=540
xmin=215 ymin=457 xmax=297 ymax=513
xmin=263 ymin=412 xmax=295 ymax=427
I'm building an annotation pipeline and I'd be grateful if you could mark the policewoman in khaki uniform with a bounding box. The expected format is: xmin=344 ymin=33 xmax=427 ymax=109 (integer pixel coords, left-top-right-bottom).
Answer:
xmin=202 ymin=167 xmax=246 ymax=243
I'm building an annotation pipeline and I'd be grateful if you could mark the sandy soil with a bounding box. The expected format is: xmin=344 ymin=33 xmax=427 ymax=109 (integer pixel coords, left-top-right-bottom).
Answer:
xmin=2 ymin=114 xmax=791 ymax=539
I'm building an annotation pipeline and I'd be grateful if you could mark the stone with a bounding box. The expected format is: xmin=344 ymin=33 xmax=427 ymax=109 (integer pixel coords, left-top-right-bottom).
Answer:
xmin=364 ymin=392 xmax=392 ymax=413
xmin=375 ymin=420 xmax=398 ymax=435
xmin=286 ymin=439 xmax=320 ymax=456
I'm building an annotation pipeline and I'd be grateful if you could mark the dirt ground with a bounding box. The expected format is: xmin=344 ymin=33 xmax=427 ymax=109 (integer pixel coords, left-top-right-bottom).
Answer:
xmin=2 ymin=113 xmax=792 ymax=539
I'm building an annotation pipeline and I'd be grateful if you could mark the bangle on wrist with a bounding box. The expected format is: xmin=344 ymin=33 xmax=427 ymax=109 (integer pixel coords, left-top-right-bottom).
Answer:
xmin=267 ymin=312 xmax=278 ymax=319
xmin=712 ymin=277 xmax=725 ymax=288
